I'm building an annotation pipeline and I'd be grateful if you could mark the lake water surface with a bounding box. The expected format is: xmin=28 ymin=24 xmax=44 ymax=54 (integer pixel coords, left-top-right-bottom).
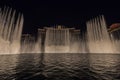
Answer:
xmin=0 ymin=53 xmax=120 ymax=80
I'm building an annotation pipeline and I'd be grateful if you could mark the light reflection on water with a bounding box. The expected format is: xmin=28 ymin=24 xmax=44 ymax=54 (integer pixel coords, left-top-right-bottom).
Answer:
xmin=0 ymin=53 xmax=119 ymax=80
xmin=89 ymin=54 xmax=120 ymax=80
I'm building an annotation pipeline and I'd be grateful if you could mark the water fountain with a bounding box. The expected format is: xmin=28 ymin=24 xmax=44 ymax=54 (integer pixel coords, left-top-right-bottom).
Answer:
xmin=0 ymin=7 xmax=24 ymax=54
xmin=0 ymin=6 xmax=120 ymax=54
xmin=86 ymin=15 xmax=117 ymax=53
xmin=20 ymin=15 xmax=120 ymax=53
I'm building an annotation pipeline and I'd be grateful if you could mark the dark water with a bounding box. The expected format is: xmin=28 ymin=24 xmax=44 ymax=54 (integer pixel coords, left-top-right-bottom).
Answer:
xmin=0 ymin=53 xmax=120 ymax=80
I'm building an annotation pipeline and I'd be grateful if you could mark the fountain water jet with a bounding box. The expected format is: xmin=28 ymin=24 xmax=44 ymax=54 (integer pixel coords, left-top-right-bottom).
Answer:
xmin=86 ymin=15 xmax=117 ymax=53
xmin=0 ymin=7 xmax=24 ymax=54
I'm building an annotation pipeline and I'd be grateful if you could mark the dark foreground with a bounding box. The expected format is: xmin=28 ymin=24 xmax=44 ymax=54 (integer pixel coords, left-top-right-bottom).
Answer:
xmin=0 ymin=53 xmax=120 ymax=80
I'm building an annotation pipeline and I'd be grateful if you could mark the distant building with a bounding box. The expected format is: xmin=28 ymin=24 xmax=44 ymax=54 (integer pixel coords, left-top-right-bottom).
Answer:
xmin=37 ymin=25 xmax=81 ymax=53
xmin=108 ymin=23 xmax=120 ymax=40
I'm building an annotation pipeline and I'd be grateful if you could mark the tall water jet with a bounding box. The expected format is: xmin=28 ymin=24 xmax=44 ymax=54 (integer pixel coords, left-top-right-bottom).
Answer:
xmin=0 ymin=7 xmax=24 ymax=54
xmin=86 ymin=15 xmax=116 ymax=53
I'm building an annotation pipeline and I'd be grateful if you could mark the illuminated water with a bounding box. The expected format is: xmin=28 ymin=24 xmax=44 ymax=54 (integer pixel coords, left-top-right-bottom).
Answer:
xmin=0 ymin=53 xmax=119 ymax=80
xmin=0 ymin=7 xmax=24 ymax=54
xmin=86 ymin=15 xmax=118 ymax=53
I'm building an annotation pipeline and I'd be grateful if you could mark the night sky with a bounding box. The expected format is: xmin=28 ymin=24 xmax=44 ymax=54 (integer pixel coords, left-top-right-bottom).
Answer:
xmin=0 ymin=0 xmax=120 ymax=35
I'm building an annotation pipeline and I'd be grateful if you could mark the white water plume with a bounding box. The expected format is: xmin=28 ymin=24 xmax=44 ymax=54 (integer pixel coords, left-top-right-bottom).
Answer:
xmin=0 ymin=7 xmax=24 ymax=54
xmin=86 ymin=15 xmax=118 ymax=53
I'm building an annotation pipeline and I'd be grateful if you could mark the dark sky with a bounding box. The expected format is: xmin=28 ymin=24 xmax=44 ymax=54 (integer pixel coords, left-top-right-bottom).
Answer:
xmin=0 ymin=0 xmax=120 ymax=34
